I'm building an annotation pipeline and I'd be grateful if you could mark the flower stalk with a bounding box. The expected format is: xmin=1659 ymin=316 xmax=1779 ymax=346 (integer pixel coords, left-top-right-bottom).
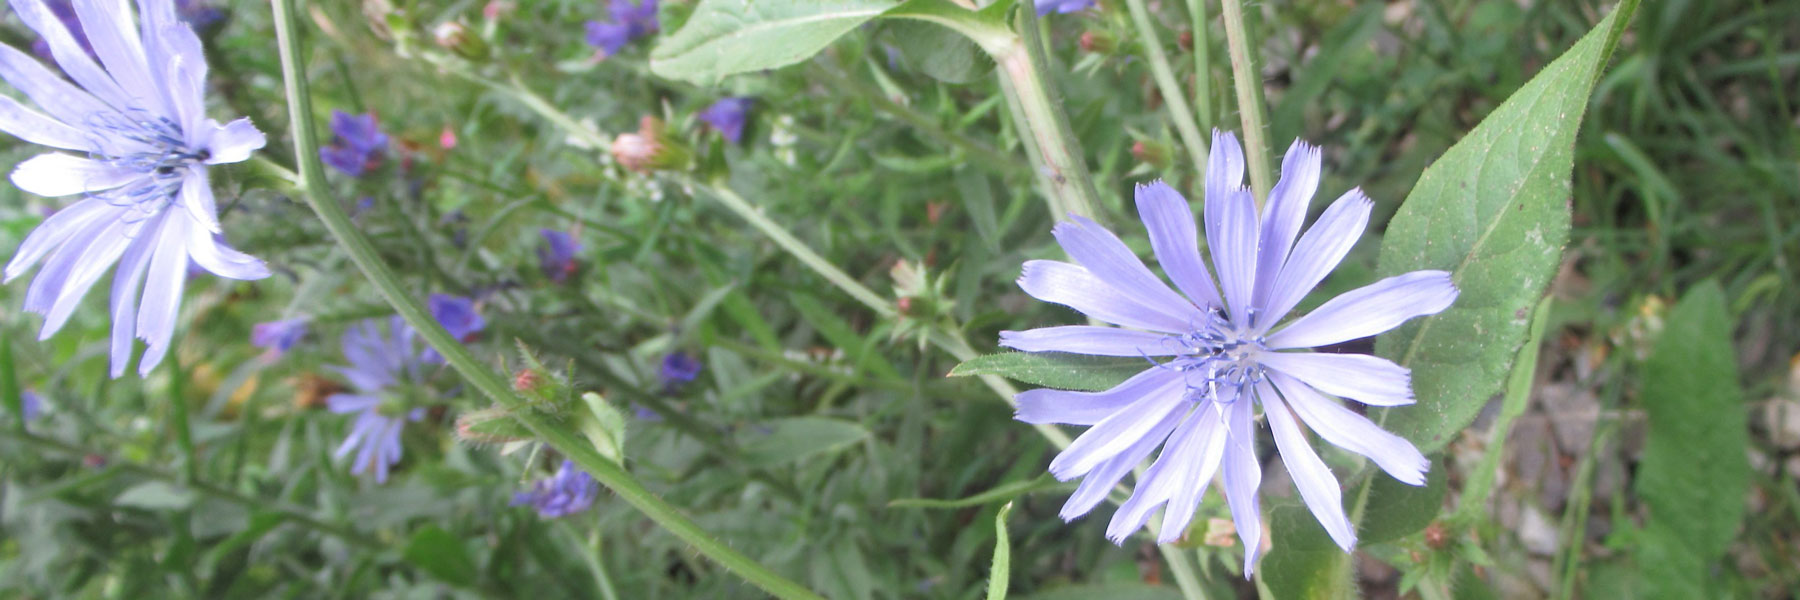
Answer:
xmin=1122 ymin=0 xmax=1210 ymax=176
xmin=270 ymin=1 xmax=821 ymax=597
xmin=1220 ymin=0 xmax=1273 ymax=205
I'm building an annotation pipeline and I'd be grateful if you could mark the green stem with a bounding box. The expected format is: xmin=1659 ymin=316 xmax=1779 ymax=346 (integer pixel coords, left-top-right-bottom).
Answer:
xmin=1123 ymin=0 xmax=1209 ymax=176
xmin=695 ymin=182 xmax=895 ymax=317
xmin=1219 ymin=0 xmax=1273 ymax=205
xmin=1185 ymin=0 xmax=1214 ymax=134
xmin=988 ymin=14 xmax=1101 ymax=219
xmin=1157 ymin=545 xmax=1210 ymax=600
xmin=269 ymin=3 xmax=821 ymax=597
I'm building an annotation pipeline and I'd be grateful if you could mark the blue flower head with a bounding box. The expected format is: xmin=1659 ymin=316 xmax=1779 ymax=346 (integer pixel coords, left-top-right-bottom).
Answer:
xmin=697 ymin=97 xmax=752 ymax=144
xmin=251 ymin=317 xmax=309 ymax=360
xmin=537 ymin=229 xmax=581 ymax=283
xmin=428 ymin=293 xmax=485 ymax=342
xmin=1035 ymin=0 xmax=1093 ymax=16
xmin=512 ymin=460 xmax=600 ymax=518
xmin=0 ymin=0 xmax=271 ymax=378
xmin=319 ymin=110 xmax=388 ymax=177
xmin=328 ymin=316 xmax=432 ymax=483
xmin=1002 ymin=131 xmax=1456 ymax=573
xmin=584 ymin=0 xmax=658 ymax=55
xmin=659 ymin=351 xmax=701 ymax=392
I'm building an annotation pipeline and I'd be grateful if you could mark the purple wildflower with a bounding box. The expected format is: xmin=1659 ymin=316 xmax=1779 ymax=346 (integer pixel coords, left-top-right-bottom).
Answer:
xmin=327 ymin=316 xmax=431 ymax=483
xmin=1001 ymin=131 xmax=1456 ymax=572
xmin=697 ymin=97 xmax=752 ymax=144
xmin=659 ymin=351 xmax=701 ymax=393
xmin=0 ymin=0 xmax=271 ymax=378
xmin=537 ymin=229 xmax=581 ymax=283
xmin=428 ymin=293 xmax=485 ymax=341
xmin=19 ymin=390 xmax=42 ymax=421
xmin=1035 ymin=0 xmax=1093 ymax=16
xmin=584 ymin=0 xmax=658 ymax=55
xmin=512 ymin=460 xmax=600 ymax=518
xmin=319 ymin=110 xmax=388 ymax=177
xmin=251 ymin=317 xmax=309 ymax=360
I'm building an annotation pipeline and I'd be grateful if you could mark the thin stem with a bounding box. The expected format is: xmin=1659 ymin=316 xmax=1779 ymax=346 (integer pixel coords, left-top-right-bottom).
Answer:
xmin=269 ymin=3 xmax=822 ymax=597
xmin=990 ymin=14 xmax=1102 ymax=219
xmin=695 ymin=182 xmax=895 ymax=316
xmin=1219 ymin=0 xmax=1273 ymax=205
xmin=1123 ymin=0 xmax=1210 ymax=176
xmin=1185 ymin=0 xmax=1214 ymax=134
xmin=1157 ymin=545 xmax=1210 ymax=600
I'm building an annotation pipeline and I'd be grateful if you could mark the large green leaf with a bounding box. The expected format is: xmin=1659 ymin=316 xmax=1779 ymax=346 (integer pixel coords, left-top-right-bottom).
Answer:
xmin=1633 ymin=282 xmax=1748 ymax=599
xmin=1258 ymin=500 xmax=1352 ymax=600
xmin=650 ymin=0 xmax=899 ymax=84
xmin=1356 ymin=456 xmax=1448 ymax=544
xmin=949 ymin=352 xmax=1146 ymax=392
xmin=1371 ymin=6 xmax=1633 ymax=454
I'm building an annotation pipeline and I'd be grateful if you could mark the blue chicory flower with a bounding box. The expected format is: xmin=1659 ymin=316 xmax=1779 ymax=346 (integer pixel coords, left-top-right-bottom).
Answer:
xmin=584 ymin=0 xmax=658 ymax=55
xmin=697 ymin=97 xmax=752 ymax=144
xmin=1002 ymin=131 xmax=1456 ymax=572
xmin=251 ymin=317 xmax=309 ymax=359
xmin=1035 ymin=0 xmax=1093 ymax=15
xmin=537 ymin=229 xmax=581 ymax=283
xmin=659 ymin=351 xmax=701 ymax=392
xmin=0 ymin=0 xmax=271 ymax=378
xmin=319 ymin=110 xmax=388 ymax=177
xmin=512 ymin=460 xmax=600 ymax=518
xmin=327 ymin=316 xmax=432 ymax=483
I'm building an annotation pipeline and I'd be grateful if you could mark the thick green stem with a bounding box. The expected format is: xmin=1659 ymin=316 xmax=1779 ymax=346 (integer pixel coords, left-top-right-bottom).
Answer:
xmin=1219 ymin=0 xmax=1273 ymax=205
xmin=1123 ymin=0 xmax=1209 ymax=176
xmin=269 ymin=2 xmax=821 ymax=597
xmin=988 ymin=25 xmax=1101 ymax=219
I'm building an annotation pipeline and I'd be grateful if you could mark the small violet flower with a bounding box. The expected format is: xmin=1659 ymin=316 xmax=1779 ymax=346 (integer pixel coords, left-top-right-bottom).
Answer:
xmin=1035 ymin=0 xmax=1093 ymax=16
xmin=1002 ymin=131 xmax=1456 ymax=573
xmin=537 ymin=229 xmax=581 ymax=283
xmin=424 ymin=293 xmax=484 ymax=363
xmin=512 ymin=460 xmax=600 ymax=518
xmin=584 ymin=0 xmax=658 ymax=55
xmin=319 ymin=110 xmax=388 ymax=177
xmin=0 ymin=0 xmax=271 ymax=378
xmin=250 ymin=317 xmax=309 ymax=360
xmin=659 ymin=351 xmax=701 ymax=393
xmin=697 ymin=97 xmax=752 ymax=144
xmin=20 ymin=390 xmax=42 ymax=422
xmin=327 ymin=316 xmax=431 ymax=483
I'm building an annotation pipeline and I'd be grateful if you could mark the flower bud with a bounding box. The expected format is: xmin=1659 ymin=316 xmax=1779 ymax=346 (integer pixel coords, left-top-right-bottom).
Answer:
xmin=1178 ymin=30 xmax=1193 ymax=51
xmin=1132 ymin=140 xmax=1172 ymax=170
xmin=432 ymin=21 xmax=489 ymax=60
xmin=455 ymin=406 xmax=532 ymax=445
xmin=1079 ymin=31 xmax=1116 ymax=54
xmin=610 ymin=116 xmax=691 ymax=173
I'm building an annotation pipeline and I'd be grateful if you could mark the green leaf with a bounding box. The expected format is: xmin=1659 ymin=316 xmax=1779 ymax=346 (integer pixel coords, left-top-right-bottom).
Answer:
xmin=114 ymin=481 xmax=199 ymax=511
xmin=889 ymin=473 xmax=1068 ymax=509
xmin=986 ymin=502 xmax=1014 ymax=600
xmin=738 ymin=417 xmax=871 ymax=466
xmin=1633 ymin=282 xmax=1748 ymax=599
xmin=1356 ymin=456 xmax=1447 ymax=544
xmin=403 ymin=524 xmax=477 ymax=588
xmin=1372 ymin=5 xmax=1635 ymax=454
xmin=949 ymin=352 xmax=1146 ymax=392
xmin=650 ymin=0 xmax=900 ymax=84
xmin=1258 ymin=499 xmax=1351 ymax=600
xmin=884 ymin=20 xmax=991 ymax=84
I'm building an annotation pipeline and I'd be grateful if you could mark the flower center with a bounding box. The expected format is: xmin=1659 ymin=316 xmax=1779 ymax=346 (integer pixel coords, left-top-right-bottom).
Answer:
xmin=87 ymin=111 xmax=208 ymax=216
xmin=1165 ymin=307 xmax=1267 ymax=404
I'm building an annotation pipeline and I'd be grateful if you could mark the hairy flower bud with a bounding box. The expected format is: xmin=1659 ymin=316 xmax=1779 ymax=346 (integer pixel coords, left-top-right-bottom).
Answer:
xmin=432 ymin=21 xmax=488 ymax=60
xmin=610 ymin=116 xmax=690 ymax=173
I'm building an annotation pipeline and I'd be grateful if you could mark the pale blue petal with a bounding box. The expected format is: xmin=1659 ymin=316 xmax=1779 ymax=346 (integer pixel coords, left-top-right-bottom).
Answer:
xmin=1264 ymin=384 xmax=1355 ymax=550
xmin=1220 ymin=399 xmax=1263 ymax=574
xmin=1047 ymin=378 xmax=1189 ymax=480
xmin=1266 ymin=271 xmax=1458 ymax=350
xmin=108 ymin=219 xmax=156 ymax=377
xmin=1258 ymin=189 xmax=1372 ymax=328
xmin=1134 ymin=180 xmax=1223 ymax=309
xmin=326 ymin=393 xmax=381 ymax=414
xmin=1000 ymin=326 xmax=1175 ymax=357
xmin=336 ymin=410 xmax=378 ymax=459
xmin=1052 ymin=216 xmax=1205 ymax=324
xmin=5 ymin=197 xmax=111 ymax=282
xmin=1253 ymin=141 xmax=1321 ymax=309
xmin=41 ymin=217 xmax=131 ymax=334
xmin=1060 ymin=407 xmax=1184 ymax=521
xmin=1207 ymin=186 xmax=1259 ymax=321
xmin=0 ymin=41 xmax=111 ymax=128
xmin=1204 ymin=130 xmax=1245 ymax=210
xmin=10 ymin=0 xmax=132 ymax=109
xmin=1017 ymin=260 xmax=1191 ymax=333
xmin=1016 ymin=367 xmax=1181 ymax=426
xmin=1105 ymin=405 xmax=1215 ymax=542
xmin=11 ymin=153 xmax=140 ymax=197
xmin=1157 ymin=404 xmax=1228 ymax=543
xmin=1259 ymin=351 xmax=1414 ymax=406
xmin=72 ymin=0 xmax=164 ymax=116
xmin=134 ymin=212 xmax=190 ymax=375
xmin=0 ymin=95 xmax=94 ymax=151
xmin=1270 ymin=371 xmax=1427 ymax=485
xmin=177 ymin=167 xmax=219 ymax=233
xmin=201 ymin=118 xmax=265 ymax=165
xmin=186 ymin=212 xmax=269 ymax=280
xmin=24 ymin=210 xmax=111 ymax=327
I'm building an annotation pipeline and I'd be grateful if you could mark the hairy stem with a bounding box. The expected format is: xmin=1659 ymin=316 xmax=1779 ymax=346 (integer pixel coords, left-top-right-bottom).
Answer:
xmin=1219 ymin=0 xmax=1273 ymax=204
xmin=989 ymin=13 xmax=1101 ymax=220
xmin=270 ymin=2 xmax=821 ymax=597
